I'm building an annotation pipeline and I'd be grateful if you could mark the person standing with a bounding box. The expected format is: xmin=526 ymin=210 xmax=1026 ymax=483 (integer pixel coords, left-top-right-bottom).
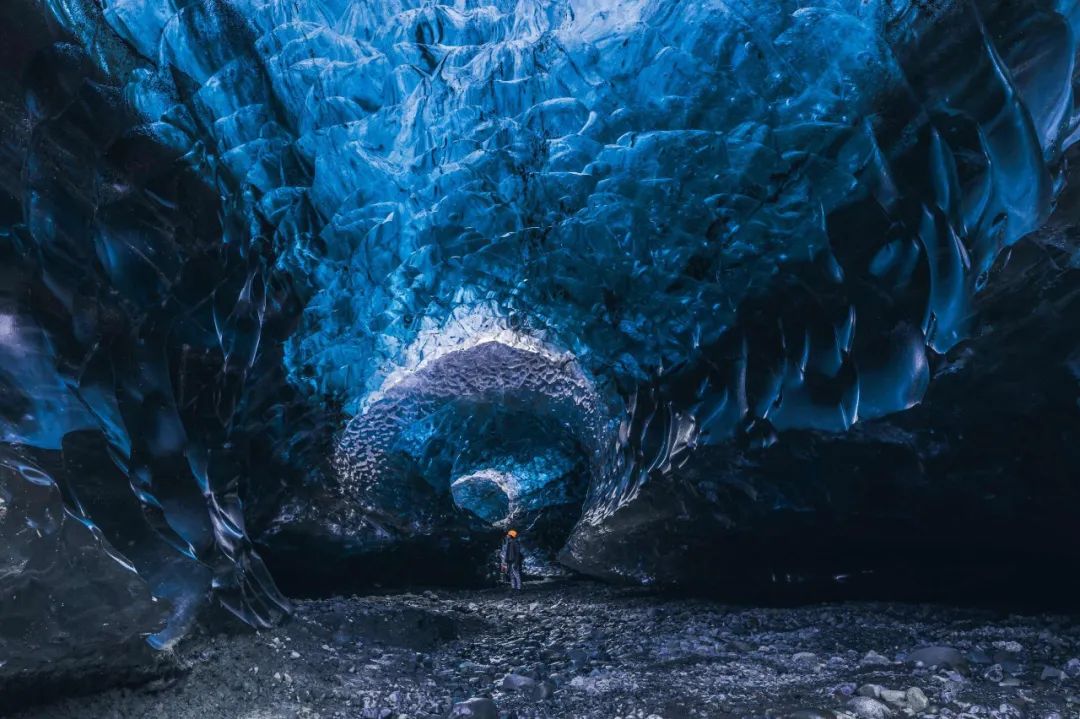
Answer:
xmin=500 ymin=529 xmax=524 ymax=591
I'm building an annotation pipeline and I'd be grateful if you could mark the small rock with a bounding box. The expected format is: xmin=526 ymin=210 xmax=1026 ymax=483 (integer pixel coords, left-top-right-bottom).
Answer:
xmin=568 ymin=648 xmax=589 ymax=667
xmin=848 ymin=696 xmax=893 ymax=719
xmin=793 ymin=651 xmax=819 ymax=667
xmin=906 ymin=687 xmax=929 ymax=712
xmin=993 ymin=640 xmax=1023 ymax=653
xmin=907 ymin=646 xmax=964 ymax=668
xmin=1041 ymin=666 xmax=1066 ymax=681
xmin=879 ymin=689 xmax=906 ymax=705
xmin=290 ymin=650 xmax=301 ymax=660
xmin=524 ymin=679 xmax=556 ymax=701
xmin=499 ymin=673 xmax=538 ymax=691
xmin=857 ymin=684 xmax=882 ymax=699
xmin=1066 ymin=658 xmax=1080 ymax=677
xmin=449 ymin=698 xmax=498 ymax=719
xmin=789 ymin=711 xmax=837 ymax=719
xmin=861 ymin=650 xmax=892 ymax=667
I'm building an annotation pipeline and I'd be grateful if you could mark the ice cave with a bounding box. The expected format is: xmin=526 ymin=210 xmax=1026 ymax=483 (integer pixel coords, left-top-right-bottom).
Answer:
xmin=5 ymin=0 xmax=1080 ymax=716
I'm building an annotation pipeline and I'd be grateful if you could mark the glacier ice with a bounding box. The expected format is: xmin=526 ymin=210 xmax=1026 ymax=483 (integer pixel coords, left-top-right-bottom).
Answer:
xmin=1 ymin=0 xmax=1080 ymax=687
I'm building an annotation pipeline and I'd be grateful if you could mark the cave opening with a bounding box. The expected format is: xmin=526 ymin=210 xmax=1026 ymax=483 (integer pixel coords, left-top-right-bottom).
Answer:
xmin=437 ymin=406 xmax=593 ymax=575
xmin=263 ymin=340 xmax=604 ymax=597
xmin=382 ymin=394 xmax=597 ymax=584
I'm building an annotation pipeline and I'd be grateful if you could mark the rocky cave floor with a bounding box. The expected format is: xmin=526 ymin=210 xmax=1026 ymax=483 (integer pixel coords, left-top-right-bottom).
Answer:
xmin=15 ymin=580 xmax=1080 ymax=719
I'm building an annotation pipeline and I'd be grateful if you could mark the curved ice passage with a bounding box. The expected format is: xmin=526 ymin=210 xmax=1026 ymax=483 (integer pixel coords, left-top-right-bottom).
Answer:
xmin=2 ymin=0 xmax=1080 ymax=679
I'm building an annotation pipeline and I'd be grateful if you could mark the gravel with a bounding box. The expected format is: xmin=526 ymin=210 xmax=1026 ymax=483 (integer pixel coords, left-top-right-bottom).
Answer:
xmin=13 ymin=580 xmax=1080 ymax=718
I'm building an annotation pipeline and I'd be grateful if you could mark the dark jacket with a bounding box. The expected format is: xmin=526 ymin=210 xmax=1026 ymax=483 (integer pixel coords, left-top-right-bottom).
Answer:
xmin=501 ymin=536 xmax=523 ymax=568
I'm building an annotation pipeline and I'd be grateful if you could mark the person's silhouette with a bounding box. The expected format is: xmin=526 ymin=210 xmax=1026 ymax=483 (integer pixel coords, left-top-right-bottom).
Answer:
xmin=500 ymin=529 xmax=524 ymax=591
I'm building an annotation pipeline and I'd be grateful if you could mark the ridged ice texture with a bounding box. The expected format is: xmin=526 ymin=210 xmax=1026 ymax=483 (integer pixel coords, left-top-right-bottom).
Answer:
xmin=25 ymin=0 xmax=1080 ymax=606
xmin=0 ymin=0 xmax=292 ymax=655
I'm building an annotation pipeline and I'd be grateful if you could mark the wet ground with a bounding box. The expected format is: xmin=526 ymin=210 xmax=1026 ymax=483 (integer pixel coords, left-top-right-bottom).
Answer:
xmin=14 ymin=580 xmax=1080 ymax=719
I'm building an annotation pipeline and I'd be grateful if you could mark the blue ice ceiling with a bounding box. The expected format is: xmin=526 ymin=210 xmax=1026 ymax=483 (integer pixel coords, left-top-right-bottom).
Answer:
xmin=3 ymin=0 xmax=1080 ymax=653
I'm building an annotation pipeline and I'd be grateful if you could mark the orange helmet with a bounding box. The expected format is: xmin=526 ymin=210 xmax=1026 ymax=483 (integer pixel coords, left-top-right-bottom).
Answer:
xmin=507 ymin=529 xmax=518 ymax=538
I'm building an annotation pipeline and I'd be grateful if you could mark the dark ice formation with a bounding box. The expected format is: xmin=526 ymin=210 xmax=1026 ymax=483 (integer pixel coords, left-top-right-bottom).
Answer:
xmin=3 ymin=0 xmax=1080 ymax=691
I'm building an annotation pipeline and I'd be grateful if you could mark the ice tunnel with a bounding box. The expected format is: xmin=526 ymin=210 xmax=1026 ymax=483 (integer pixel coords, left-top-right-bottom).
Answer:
xmin=5 ymin=0 xmax=1080 ymax=699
